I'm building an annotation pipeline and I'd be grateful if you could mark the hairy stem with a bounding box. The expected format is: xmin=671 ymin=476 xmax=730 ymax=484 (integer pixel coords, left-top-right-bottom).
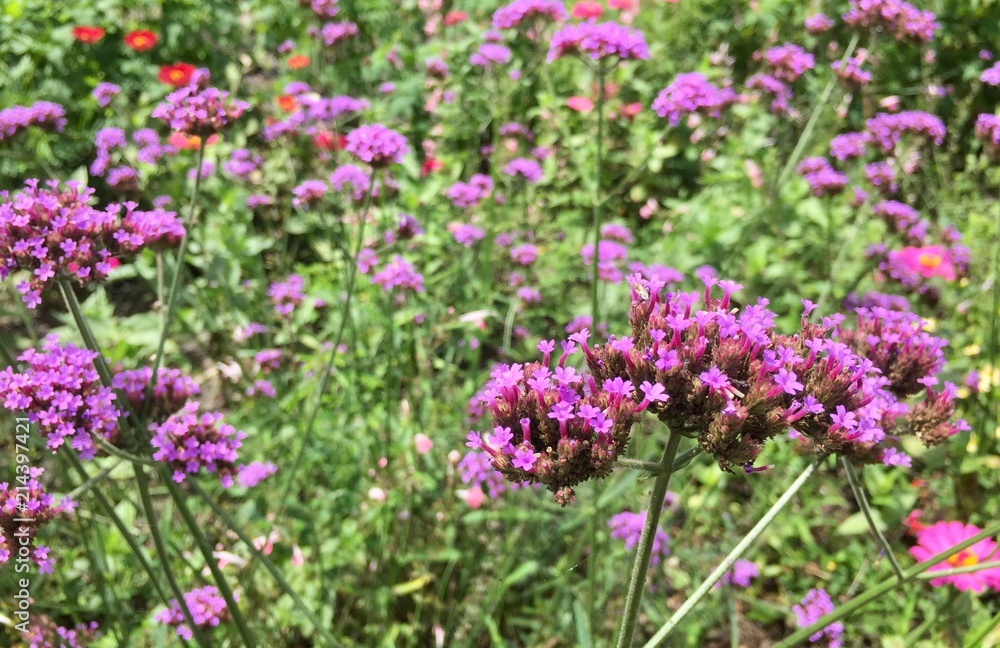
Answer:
xmin=842 ymin=457 xmax=904 ymax=578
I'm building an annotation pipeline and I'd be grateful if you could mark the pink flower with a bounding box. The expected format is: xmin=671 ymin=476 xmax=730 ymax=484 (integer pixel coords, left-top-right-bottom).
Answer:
xmin=457 ymin=486 xmax=485 ymax=509
xmin=566 ymin=96 xmax=594 ymax=112
xmin=368 ymin=487 xmax=387 ymax=503
xmin=571 ymin=1 xmax=603 ymax=19
xmin=909 ymin=521 xmax=1000 ymax=592
xmin=290 ymin=545 xmax=305 ymax=567
xmin=414 ymin=433 xmax=434 ymax=454
xmin=608 ymin=0 xmax=637 ymax=9
xmin=889 ymin=245 xmax=956 ymax=281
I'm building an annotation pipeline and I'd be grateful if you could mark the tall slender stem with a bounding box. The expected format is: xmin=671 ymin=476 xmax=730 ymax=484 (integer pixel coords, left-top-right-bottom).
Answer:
xmin=135 ymin=465 xmax=211 ymax=648
xmin=142 ymin=141 xmax=207 ymax=422
xmin=773 ymin=521 xmax=1000 ymax=648
xmin=591 ymin=62 xmax=607 ymax=327
xmin=275 ymin=175 xmax=377 ymax=519
xmin=614 ymin=427 xmax=683 ymax=648
xmin=983 ymin=195 xmax=1000 ymax=454
xmin=643 ymin=456 xmax=824 ymax=647
xmin=842 ymin=457 xmax=904 ymax=578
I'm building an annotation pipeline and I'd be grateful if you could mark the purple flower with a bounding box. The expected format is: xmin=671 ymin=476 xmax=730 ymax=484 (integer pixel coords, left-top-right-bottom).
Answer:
xmin=843 ymin=0 xmax=938 ymax=43
xmin=154 ymin=585 xmax=233 ymax=641
xmin=717 ymin=559 xmax=759 ymax=588
xmin=151 ymin=86 xmax=249 ymax=137
xmin=316 ymin=21 xmax=358 ymax=46
xmin=792 ymin=588 xmax=843 ymax=648
xmin=0 ymin=101 xmax=66 ymax=141
xmin=329 ymin=164 xmax=372 ymax=201
xmin=149 ymin=403 xmax=247 ymax=487
xmin=292 ymin=179 xmax=328 ymax=208
xmin=223 ymin=149 xmax=262 ymax=180
xmin=652 ymin=72 xmax=738 ymax=126
xmin=805 ymin=14 xmax=835 ymax=34
xmin=345 ymin=124 xmax=409 ymax=166
xmin=830 ymin=132 xmax=869 ymax=161
xmin=746 ymin=73 xmax=794 ymax=114
xmin=608 ymin=510 xmax=670 ymax=566
xmin=502 ymin=158 xmax=543 ymax=183
xmin=236 ymin=461 xmax=278 ymax=487
xmin=493 ymin=0 xmax=567 ymax=29
xmin=371 ymin=255 xmax=425 ymax=294
xmin=547 ymin=20 xmax=649 ymax=62
xmin=763 ymin=43 xmax=815 ymax=83
xmin=470 ymin=43 xmax=512 ymax=68
xmin=0 ymin=468 xmax=74 ymax=574
xmin=452 ymin=224 xmax=486 ymax=246
xmin=510 ymin=243 xmax=539 ymax=265
xmin=92 ymin=82 xmax=120 ymax=107
xmin=866 ymin=111 xmax=946 ymax=154
xmin=983 ymin=62 xmax=1000 ymax=86
xmin=700 ymin=366 xmax=732 ymax=393
xmin=268 ymin=274 xmax=306 ymax=316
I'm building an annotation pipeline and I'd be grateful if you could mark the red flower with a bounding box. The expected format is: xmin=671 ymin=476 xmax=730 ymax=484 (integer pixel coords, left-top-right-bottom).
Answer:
xmin=287 ymin=54 xmax=311 ymax=69
xmin=421 ymin=158 xmax=443 ymax=177
xmin=277 ymin=95 xmax=299 ymax=112
xmin=124 ymin=30 xmax=158 ymax=52
xmin=444 ymin=10 xmax=468 ymax=26
xmin=158 ymin=63 xmax=196 ymax=87
xmin=72 ymin=26 xmax=105 ymax=44
xmin=312 ymin=132 xmax=346 ymax=151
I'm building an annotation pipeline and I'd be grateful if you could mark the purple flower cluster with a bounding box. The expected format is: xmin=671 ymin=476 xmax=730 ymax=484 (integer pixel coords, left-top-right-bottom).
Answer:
xmin=796 ymin=157 xmax=848 ymax=197
xmin=151 ymin=85 xmax=249 ymax=137
xmin=345 ymin=123 xmax=409 ymax=166
xmin=763 ymin=43 xmax=815 ymax=83
xmin=24 ymin=617 xmax=100 ymax=648
xmin=447 ymin=174 xmax=494 ymax=208
xmin=493 ymin=0 xmax=568 ymax=30
xmin=451 ymin=223 xmax=486 ymax=246
xmin=315 ymin=21 xmax=358 ymax=46
xmin=1 ymin=468 xmax=74 ymax=574
xmin=133 ymin=128 xmax=177 ymax=164
xmin=292 ymin=179 xmax=328 ymax=207
xmin=371 ymin=255 xmax=425 ymax=295
xmin=746 ymin=74 xmax=793 ymax=114
xmin=236 ymin=461 xmax=278 ymax=488
xmin=0 ymin=179 xmax=185 ymax=306
xmin=864 ymin=162 xmax=897 ymax=195
xmin=510 ymin=243 xmax=539 ymax=265
xmin=308 ymin=0 xmax=339 ymax=18
xmin=459 ymin=450 xmax=527 ymax=499
xmin=223 ymin=149 xmax=262 ymax=180
xmin=330 ymin=164 xmax=372 ymax=201
xmin=0 ymin=337 xmax=120 ymax=459
xmin=830 ymin=132 xmax=869 ymax=161
xmin=581 ymin=240 xmax=629 ymax=283
xmin=263 ymin=95 xmax=369 ymax=142
xmin=652 ymin=73 xmax=738 ymax=126
xmin=466 ymin=341 xmax=645 ymax=505
xmin=149 ymin=402 xmax=247 ymax=486
xmin=502 ymin=158 xmax=543 ymax=183
xmin=608 ymin=510 xmax=670 ymax=566
xmin=805 ymin=14 xmax=835 ymax=34
xmin=872 ymin=200 xmax=926 ymax=244
xmin=843 ymin=290 xmax=910 ymax=312
xmin=865 ymin=111 xmax=946 ymax=154
xmin=92 ymin=82 xmax=120 ymax=107
xmin=975 ymin=114 xmax=1000 ymax=154
xmin=0 ymin=101 xmax=66 ymax=142
xmin=843 ymin=0 xmax=938 ymax=43
xmin=268 ymin=274 xmax=306 ymax=316
xmin=112 ymin=366 xmax=201 ymax=422
xmin=792 ymin=588 xmax=843 ymax=648
xmin=983 ymin=62 xmax=1000 ymax=86
xmin=831 ymin=53 xmax=872 ymax=86
xmin=154 ymin=585 xmax=232 ymax=641
xmin=90 ymin=127 xmax=127 ymax=176
xmin=470 ymin=43 xmax=512 ymax=68
xmin=547 ymin=21 xmax=650 ymax=63
xmin=425 ymin=56 xmax=450 ymax=78
xmin=716 ymin=559 xmax=759 ymax=588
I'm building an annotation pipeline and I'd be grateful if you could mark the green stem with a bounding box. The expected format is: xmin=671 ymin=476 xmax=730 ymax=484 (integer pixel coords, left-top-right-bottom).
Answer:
xmin=964 ymin=610 xmax=1000 ymax=648
xmin=161 ymin=472 xmax=257 ymax=647
xmin=65 ymin=459 xmax=123 ymax=500
xmin=134 ymin=465 xmax=211 ymax=648
xmin=643 ymin=456 xmax=825 ymax=647
xmin=142 ymin=140 xmax=207 ymax=424
xmin=274 ymin=173 xmax=377 ymax=520
xmin=984 ymin=196 xmax=1000 ymax=454
xmin=56 ymin=276 xmax=114 ymax=388
xmin=617 ymin=446 xmax=701 ymax=475
xmin=728 ymin=594 xmax=740 ymax=648
xmin=914 ymin=559 xmax=1000 ymax=579
xmin=614 ymin=427 xmax=683 ymax=648
xmin=590 ymin=62 xmax=606 ymax=328
xmin=842 ymin=458 xmax=904 ymax=578
xmin=188 ymin=480 xmax=341 ymax=646
xmin=773 ymin=521 xmax=1000 ymax=648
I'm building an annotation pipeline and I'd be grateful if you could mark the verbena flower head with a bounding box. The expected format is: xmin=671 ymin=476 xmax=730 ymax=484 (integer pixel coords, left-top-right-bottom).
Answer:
xmin=0 ymin=179 xmax=184 ymax=307
xmin=223 ymin=148 xmax=262 ymax=180
xmin=584 ymin=275 xmax=892 ymax=470
xmin=468 ymin=347 xmax=643 ymax=505
xmin=92 ymin=82 xmax=120 ymax=107
xmin=151 ymin=85 xmax=249 ymax=137
xmin=371 ymin=255 xmax=425 ymax=295
xmin=793 ymin=588 xmax=843 ymax=647
xmin=268 ymin=274 xmax=306 ymax=316
xmin=345 ymin=123 xmax=409 ymax=166
xmin=908 ymin=521 xmax=1000 ymax=592
xmin=843 ymin=0 xmax=938 ymax=43
xmin=493 ymin=0 xmax=568 ymax=30
xmin=154 ymin=585 xmax=232 ymax=641
xmin=502 ymin=158 xmax=544 ymax=183
xmin=316 ymin=21 xmax=359 ymax=46
xmin=716 ymin=559 xmax=759 ymax=588
xmin=983 ymin=62 xmax=1000 ymax=86
xmin=652 ymin=72 xmax=738 ymax=126
xmin=547 ymin=20 xmax=649 ymax=63
xmin=763 ymin=43 xmax=815 ymax=83
xmin=330 ymin=164 xmax=372 ymax=201
xmin=581 ymin=240 xmax=628 ymax=283
xmin=830 ymin=132 xmax=869 ymax=161
xmin=832 ymin=53 xmax=873 ymax=86
xmin=24 ymin=617 xmax=100 ymax=648
xmin=236 ymin=461 xmax=278 ymax=488
xmin=451 ymin=223 xmax=486 ymax=246
xmin=308 ymin=0 xmax=339 ymax=18
xmin=1 ymin=468 xmax=74 ymax=574
xmin=292 ymin=179 xmax=328 ymax=208
xmin=805 ymin=14 xmax=835 ymax=34
xmin=0 ymin=102 xmax=66 ymax=142
xmin=796 ymin=157 xmax=848 ymax=197
xmin=609 ymin=510 xmax=670 ymax=566
xmin=149 ymin=403 xmax=247 ymax=486
xmin=865 ymin=111 xmax=946 ymax=155
xmin=447 ymin=174 xmax=493 ymax=208
xmin=470 ymin=43 xmax=512 ymax=68
xmin=0 ymin=336 xmax=120 ymax=459
xmin=746 ymin=73 xmax=794 ymax=114
xmin=975 ymin=114 xmax=1000 ymax=155
xmin=112 ymin=366 xmax=200 ymax=422
xmin=864 ymin=162 xmax=897 ymax=195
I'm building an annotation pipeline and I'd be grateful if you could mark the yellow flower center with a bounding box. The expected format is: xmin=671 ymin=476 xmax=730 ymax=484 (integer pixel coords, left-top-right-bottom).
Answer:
xmin=947 ymin=550 xmax=978 ymax=568
xmin=918 ymin=253 xmax=942 ymax=269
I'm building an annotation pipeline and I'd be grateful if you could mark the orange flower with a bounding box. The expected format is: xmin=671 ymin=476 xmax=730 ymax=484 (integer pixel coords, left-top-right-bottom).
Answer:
xmin=124 ymin=29 xmax=158 ymax=52
xmin=444 ymin=10 xmax=468 ymax=26
xmin=287 ymin=54 xmax=311 ymax=69
xmin=277 ymin=95 xmax=299 ymax=112
xmin=72 ymin=26 xmax=105 ymax=44
xmin=158 ymin=63 xmax=196 ymax=87
xmin=167 ymin=132 xmax=219 ymax=150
